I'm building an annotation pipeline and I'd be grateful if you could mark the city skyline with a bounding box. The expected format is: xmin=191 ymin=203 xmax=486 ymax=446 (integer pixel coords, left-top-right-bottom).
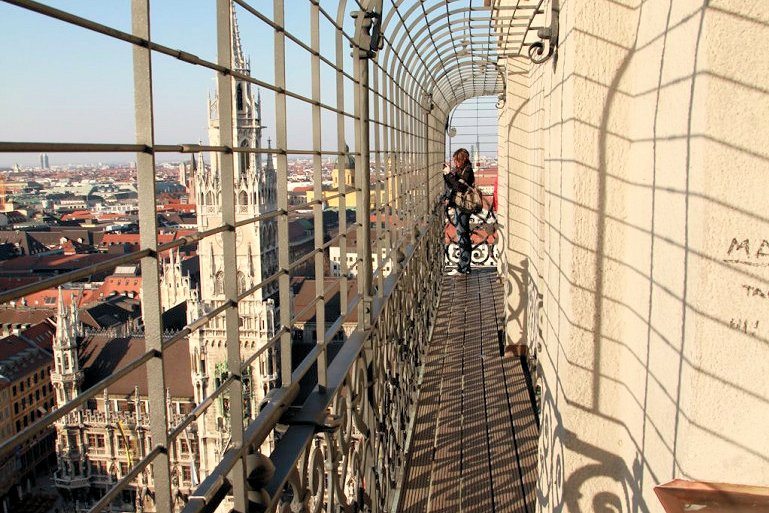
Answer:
xmin=0 ymin=1 xmax=498 ymax=168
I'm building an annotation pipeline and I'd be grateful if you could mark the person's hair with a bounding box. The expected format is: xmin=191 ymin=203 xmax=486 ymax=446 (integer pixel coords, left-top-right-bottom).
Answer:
xmin=452 ymin=148 xmax=470 ymax=168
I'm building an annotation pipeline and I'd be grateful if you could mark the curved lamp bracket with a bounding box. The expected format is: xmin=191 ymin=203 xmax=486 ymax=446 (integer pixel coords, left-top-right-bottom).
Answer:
xmin=528 ymin=0 xmax=560 ymax=65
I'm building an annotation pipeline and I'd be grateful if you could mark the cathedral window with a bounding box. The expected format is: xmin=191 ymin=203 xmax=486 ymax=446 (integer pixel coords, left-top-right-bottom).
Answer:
xmin=236 ymin=84 xmax=244 ymax=111
xmin=237 ymin=271 xmax=246 ymax=295
xmin=214 ymin=272 xmax=224 ymax=295
xmin=206 ymin=191 xmax=214 ymax=205
xmin=239 ymin=190 xmax=248 ymax=206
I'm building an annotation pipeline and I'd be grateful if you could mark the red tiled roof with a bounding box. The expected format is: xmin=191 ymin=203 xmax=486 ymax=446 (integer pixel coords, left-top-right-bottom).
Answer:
xmin=20 ymin=288 xmax=99 ymax=309
xmin=101 ymin=233 xmax=140 ymax=246
xmin=19 ymin=321 xmax=55 ymax=352
xmin=0 ymin=253 xmax=116 ymax=274
xmin=0 ymin=331 xmax=51 ymax=381
xmin=158 ymin=203 xmax=196 ymax=213
xmin=0 ymin=277 xmax=42 ymax=292
xmin=0 ymin=309 xmax=54 ymax=327
xmin=99 ymin=276 xmax=142 ymax=298
xmin=0 ymin=335 xmax=32 ymax=362
xmin=61 ymin=210 xmax=94 ymax=221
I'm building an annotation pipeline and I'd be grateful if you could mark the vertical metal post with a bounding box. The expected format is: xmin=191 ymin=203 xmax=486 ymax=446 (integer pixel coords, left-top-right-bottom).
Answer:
xmin=131 ymin=1 xmax=171 ymax=510
xmin=389 ymin=78 xmax=399 ymax=269
xmin=310 ymin=1 xmax=327 ymax=391
xmin=379 ymin=66 xmax=391 ymax=288
xmin=335 ymin=4 xmax=348 ymax=317
xmin=216 ymin=0 xmax=247 ymax=509
xmin=425 ymin=101 xmax=431 ymax=219
xmin=274 ymin=0 xmax=292 ymax=384
xmin=353 ymin=15 xmax=373 ymax=330
xmin=372 ymin=65 xmax=384 ymax=297
xmin=398 ymin=89 xmax=406 ymax=244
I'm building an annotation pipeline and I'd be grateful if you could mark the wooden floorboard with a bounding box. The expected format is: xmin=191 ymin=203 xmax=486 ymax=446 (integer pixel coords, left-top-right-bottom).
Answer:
xmin=480 ymin=272 xmax=527 ymax=513
xmin=398 ymin=269 xmax=540 ymax=513
xmin=401 ymin=277 xmax=456 ymax=512
xmin=460 ymin=275 xmax=493 ymax=513
xmin=429 ymin=275 xmax=465 ymax=513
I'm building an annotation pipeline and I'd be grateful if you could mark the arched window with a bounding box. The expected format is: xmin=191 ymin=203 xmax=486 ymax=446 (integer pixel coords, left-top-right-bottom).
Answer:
xmin=239 ymin=143 xmax=249 ymax=175
xmin=238 ymin=190 xmax=248 ymax=205
xmin=237 ymin=271 xmax=247 ymax=295
xmin=205 ymin=191 xmax=214 ymax=205
xmin=236 ymin=84 xmax=244 ymax=111
xmin=214 ymin=271 xmax=224 ymax=295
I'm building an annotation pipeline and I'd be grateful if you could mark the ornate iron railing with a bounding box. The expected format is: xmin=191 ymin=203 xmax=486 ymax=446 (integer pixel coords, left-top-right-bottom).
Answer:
xmin=443 ymin=202 xmax=500 ymax=269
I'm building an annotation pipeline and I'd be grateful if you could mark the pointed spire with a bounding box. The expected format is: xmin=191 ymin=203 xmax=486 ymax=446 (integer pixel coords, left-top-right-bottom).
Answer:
xmin=69 ymin=301 xmax=79 ymax=341
xmin=266 ymin=138 xmax=275 ymax=172
xmin=231 ymin=6 xmax=247 ymax=71
xmin=56 ymin=287 xmax=66 ymax=344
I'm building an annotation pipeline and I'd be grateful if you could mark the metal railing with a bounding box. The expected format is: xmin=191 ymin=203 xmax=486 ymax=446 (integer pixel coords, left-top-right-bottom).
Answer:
xmin=0 ymin=0 xmax=443 ymax=510
xmin=0 ymin=0 xmax=552 ymax=511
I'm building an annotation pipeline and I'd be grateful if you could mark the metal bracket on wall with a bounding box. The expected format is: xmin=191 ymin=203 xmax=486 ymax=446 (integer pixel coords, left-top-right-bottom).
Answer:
xmin=529 ymin=0 xmax=560 ymax=64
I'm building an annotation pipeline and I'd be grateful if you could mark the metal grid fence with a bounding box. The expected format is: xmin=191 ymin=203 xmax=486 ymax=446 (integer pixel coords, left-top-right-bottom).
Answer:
xmin=0 ymin=0 xmax=555 ymax=511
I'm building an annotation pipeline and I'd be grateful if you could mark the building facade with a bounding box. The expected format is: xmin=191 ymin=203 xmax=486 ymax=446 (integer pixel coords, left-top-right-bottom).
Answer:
xmin=189 ymin=8 xmax=279 ymax=479
xmin=51 ymin=287 xmax=199 ymax=512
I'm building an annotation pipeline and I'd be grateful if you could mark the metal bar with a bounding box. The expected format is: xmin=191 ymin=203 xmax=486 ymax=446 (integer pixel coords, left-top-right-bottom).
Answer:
xmin=310 ymin=0 xmax=327 ymax=393
xmin=184 ymin=383 xmax=300 ymax=513
xmin=131 ymin=2 xmax=172 ymax=512
xmin=88 ymin=446 xmax=164 ymax=513
xmin=167 ymin=372 xmax=236 ymax=444
xmin=274 ymin=0 xmax=292 ymax=387
xmin=216 ymin=1 xmax=248 ymax=509
xmin=0 ymin=141 xmax=146 ymax=153
xmin=353 ymin=13 xmax=373 ymax=331
xmin=335 ymin=1 xmax=349 ymax=322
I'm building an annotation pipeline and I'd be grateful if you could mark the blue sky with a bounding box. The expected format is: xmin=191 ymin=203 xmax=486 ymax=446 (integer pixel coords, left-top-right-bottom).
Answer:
xmin=0 ymin=1 xmax=493 ymax=167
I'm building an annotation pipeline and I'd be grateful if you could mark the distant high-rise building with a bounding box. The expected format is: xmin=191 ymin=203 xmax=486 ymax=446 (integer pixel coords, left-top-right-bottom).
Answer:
xmin=39 ymin=153 xmax=50 ymax=169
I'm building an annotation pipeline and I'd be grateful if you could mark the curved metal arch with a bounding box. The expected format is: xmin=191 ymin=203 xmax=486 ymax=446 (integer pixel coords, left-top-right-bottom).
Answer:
xmin=395 ymin=19 xmax=505 ymax=106
xmin=379 ymin=1 xmax=459 ymax=109
xmin=385 ymin=9 xmax=484 ymax=113
xmin=377 ymin=0 xmax=552 ymax=115
xmin=381 ymin=2 xmax=490 ymax=105
xmin=432 ymin=60 xmax=504 ymax=96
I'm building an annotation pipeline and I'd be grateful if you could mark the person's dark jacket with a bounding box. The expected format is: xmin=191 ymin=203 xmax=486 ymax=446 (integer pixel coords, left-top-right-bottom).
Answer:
xmin=442 ymin=162 xmax=475 ymax=205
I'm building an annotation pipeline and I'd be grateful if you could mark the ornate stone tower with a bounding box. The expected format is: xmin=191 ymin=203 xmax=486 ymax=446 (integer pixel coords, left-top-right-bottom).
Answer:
xmin=191 ymin=7 xmax=279 ymax=478
xmin=51 ymin=287 xmax=88 ymax=491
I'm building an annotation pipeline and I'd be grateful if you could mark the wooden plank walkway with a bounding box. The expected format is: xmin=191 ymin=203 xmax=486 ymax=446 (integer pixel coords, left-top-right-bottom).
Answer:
xmin=398 ymin=269 xmax=540 ymax=513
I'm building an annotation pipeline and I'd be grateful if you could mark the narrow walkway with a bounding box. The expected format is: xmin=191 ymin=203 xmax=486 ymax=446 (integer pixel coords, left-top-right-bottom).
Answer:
xmin=398 ymin=269 xmax=539 ymax=513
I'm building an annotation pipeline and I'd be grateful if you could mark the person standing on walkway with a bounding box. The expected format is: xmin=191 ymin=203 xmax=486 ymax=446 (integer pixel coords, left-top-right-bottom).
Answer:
xmin=442 ymin=148 xmax=475 ymax=274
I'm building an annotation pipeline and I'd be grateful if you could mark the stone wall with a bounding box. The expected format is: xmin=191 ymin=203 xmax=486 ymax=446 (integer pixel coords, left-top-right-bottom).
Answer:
xmin=497 ymin=1 xmax=769 ymax=511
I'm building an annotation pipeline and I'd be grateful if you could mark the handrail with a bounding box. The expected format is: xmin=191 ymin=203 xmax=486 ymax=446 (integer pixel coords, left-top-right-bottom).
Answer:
xmin=182 ymin=215 xmax=443 ymax=513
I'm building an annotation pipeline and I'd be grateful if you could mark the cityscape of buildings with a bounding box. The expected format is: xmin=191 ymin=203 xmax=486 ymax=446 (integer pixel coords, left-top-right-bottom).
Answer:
xmin=0 ymin=10 xmax=498 ymax=513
